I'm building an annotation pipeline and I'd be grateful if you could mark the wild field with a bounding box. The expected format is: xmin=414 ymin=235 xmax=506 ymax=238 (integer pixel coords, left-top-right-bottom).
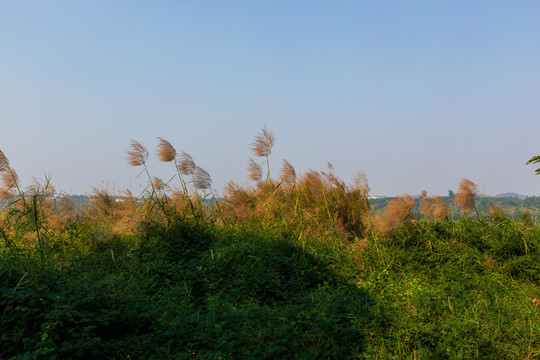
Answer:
xmin=1 ymin=128 xmax=539 ymax=359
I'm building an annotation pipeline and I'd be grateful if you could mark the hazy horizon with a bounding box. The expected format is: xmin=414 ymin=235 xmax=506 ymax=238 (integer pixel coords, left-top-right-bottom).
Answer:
xmin=2 ymin=1 xmax=539 ymax=197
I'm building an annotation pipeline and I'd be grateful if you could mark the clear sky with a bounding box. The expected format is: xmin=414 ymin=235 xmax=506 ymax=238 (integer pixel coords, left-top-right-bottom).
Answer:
xmin=1 ymin=1 xmax=539 ymax=196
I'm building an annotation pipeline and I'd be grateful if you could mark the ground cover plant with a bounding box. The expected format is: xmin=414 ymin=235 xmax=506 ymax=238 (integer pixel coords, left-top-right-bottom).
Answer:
xmin=0 ymin=130 xmax=539 ymax=359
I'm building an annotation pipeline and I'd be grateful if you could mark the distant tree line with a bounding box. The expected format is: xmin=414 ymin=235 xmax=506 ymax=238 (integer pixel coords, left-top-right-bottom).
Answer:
xmin=370 ymin=195 xmax=540 ymax=218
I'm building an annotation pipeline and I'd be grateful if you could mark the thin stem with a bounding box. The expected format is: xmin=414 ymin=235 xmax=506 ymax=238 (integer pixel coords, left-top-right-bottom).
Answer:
xmin=32 ymin=195 xmax=44 ymax=265
xmin=143 ymin=162 xmax=170 ymax=225
xmin=174 ymin=161 xmax=196 ymax=217
xmin=9 ymin=168 xmax=27 ymax=208
xmin=265 ymin=154 xmax=271 ymax=182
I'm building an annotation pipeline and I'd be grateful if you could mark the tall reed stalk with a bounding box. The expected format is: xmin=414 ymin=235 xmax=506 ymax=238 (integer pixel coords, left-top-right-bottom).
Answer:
xmin=250 ymin=126 xmax=275 ymax=182
xmin=156 ymin=138 xmax=197 ymax=217
xmin=127 ymin=140 xmax=170 ymax=224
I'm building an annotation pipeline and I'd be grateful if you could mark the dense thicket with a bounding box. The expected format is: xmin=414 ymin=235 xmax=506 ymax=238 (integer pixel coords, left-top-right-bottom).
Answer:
xmin=1 ymin=136 xmax=539 ymax=359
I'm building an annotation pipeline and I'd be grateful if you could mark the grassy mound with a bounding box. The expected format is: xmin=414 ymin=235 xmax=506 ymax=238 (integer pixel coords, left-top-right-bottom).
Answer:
xmin=1 ymin=215 xmax=539 ymax=359
xmin=1 ymin=218 xmax=373 ymax=359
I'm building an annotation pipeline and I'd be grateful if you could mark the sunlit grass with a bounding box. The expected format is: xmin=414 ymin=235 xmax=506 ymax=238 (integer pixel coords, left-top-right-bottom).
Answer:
xmin=0 ymin=129 xmax=539 ymax=359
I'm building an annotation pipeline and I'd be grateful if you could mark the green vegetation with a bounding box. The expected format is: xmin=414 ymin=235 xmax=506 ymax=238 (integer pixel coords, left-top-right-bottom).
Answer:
xmin=1 ymin=136 xmax=539 ymax=359
xmin=527 ymin=155 xmax=540 ymax=175
xmin=371 ymin=195 xmax=540 ymax=218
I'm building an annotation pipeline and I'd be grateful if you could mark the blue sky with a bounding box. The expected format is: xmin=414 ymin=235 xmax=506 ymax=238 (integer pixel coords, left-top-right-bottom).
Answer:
xmin=1 ymin=1 xmax=539 ymax=196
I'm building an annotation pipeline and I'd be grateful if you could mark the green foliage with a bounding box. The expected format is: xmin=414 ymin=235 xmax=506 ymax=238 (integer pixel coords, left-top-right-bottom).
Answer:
xmin=1 ymin=138 xmax=539 ymax=358
xmin=355 ymin=216 xmax=540 ymax=359
xmin=1 ymin=212 xmax=539 ymax=359
xmin=371 ymin=195 xmax=540 ymax=218
xmin=527 ymin=155 xmax=540 ymax=175
xmin=1 ymin=218 xmax=376 ymax=359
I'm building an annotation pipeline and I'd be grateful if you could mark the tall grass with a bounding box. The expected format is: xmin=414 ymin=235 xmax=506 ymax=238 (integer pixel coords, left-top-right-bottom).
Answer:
xmin=0 ymin=129 xmax=539 ymax=359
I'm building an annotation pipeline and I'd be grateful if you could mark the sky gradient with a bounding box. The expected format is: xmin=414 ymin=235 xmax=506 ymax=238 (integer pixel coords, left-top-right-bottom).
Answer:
xmin=1 ymin=1 xmax=540 ymax=196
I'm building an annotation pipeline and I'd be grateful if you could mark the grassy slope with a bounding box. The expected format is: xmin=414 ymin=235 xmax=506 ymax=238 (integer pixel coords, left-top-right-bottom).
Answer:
xmin=1 ymin=215 xmax=539 ymax=359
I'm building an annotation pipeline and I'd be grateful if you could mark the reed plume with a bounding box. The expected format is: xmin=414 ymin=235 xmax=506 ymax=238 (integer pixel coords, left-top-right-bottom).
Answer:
xmin=322 ymin=168 xmax=342 ymax=189
xmin=223 ymin=181 xmax=253 ymax=219
xmin=178 ymin=151 xmax=196 ymax=175
xmin=419 ymin=196 xmax=448 ymax=221
xmin=247 ymin=158 xmax=263 ymax=183
xmin=1 ymin=168 xmax=18 ymax=193
xmin=327 ymin=162 xmax=335 ymax=171
xmin=455 ymin=178 xmax=477 ymax=213
xmin=381 ymin=195 xmax=416 ymax=233
xmin=0 ymin=190 xmax=10 ymax=200
xmin=156 ymin=137 xmax=176 ymax=162
xmin=26 ymin=177 xmax=55 ymax=197
xmin=153 ymin=177 xmax=166 ymax=191
xmin=43 ymin=195 xmax=75 ymax=233
xmin=300 ymin=171 xmax=325 ymax=199
xmin=0 ymin=149 xmax=9 ymax=172
xmin=280 ymin=159 xmax=296 ymax=186
xmin=126 ymin=140 xmax=149 ymax=166
xmin=194 ymin=166 xmax=225 ymax=221
xmin=250 ymin=125 xmax=275 ymax=157
xmin=194 ymin=166 xmax=212 ymax=190
xmin=353 ymin=171 xmax=370 ymax=196
xmin=156 ymin=138 xmax=192 ymax=210
xmin=0 ymin=150 xmax=14 ymax=200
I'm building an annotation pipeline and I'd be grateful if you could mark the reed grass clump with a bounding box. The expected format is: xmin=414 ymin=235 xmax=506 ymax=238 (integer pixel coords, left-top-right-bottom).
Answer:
xmin=156 ymin=137 xmax=176 ymax=162
xmin=455 ymin=178 xmax=477 ymax=213
xmin=247 ymin=158 xmax=263 ymax=183
xmin=126 ymin=140 xmax=149 ymax=167
xmin=353 ymin=171 xmax=370 ymax=196
xmin=224 ymin=134 xmax=371 ymax=240
xmin=178 ymin=151 xmax=196 ymax=176
xmin=1 ymin=140 xmax=540 ymax=360
xmin=280 ymin=159 xmax=297 ymax=187
xmin=366 ymin=195 xmax=416 ymax=237
xmin=419 ymin=195 xmax=449 ymax=221
xmin=250 ymin=126 xmax=275 ymax=181
xmin=250 ymin=125 xmax=275 ymax=158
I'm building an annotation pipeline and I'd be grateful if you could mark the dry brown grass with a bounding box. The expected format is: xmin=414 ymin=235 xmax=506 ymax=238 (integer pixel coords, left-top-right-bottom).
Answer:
xmin=455 ymin=178 xmax=477 ymax=213
xmin=170 ymin=191 xmax=199 ymax=214
xmin=153 ymin=177 xmax=166 ymax=191
xmin=0 ymin=149 xmax=9 ymax=172
xmin=298 ymin=171 xmax=326 ymax=200
xmin=385 ymin=195 xmax=416 ymax=227
xmin=178 ymin=151 xmax=196 ymax=175
xmin=0 ymin=189 xmax=11 ymax=201
xmin=194 ymin=166 xmax=212 ymax=190
xmin=43 ymin=196 xmax=76 ymax=233
xmin=126 ymin=140 xmax=149 ymax=167
xmin=419 ymin=196 xmax=449 ymax=222
xmin=280 ymin=159 xmax=296 ymax=186
xmin=1 ymin=169 xmax=19 ymax=195
xmin=367 ymin=195 xmax=416 ymax=237
xmin=247 ymin=158 xmax=263 ymax=183
xmin=250 ymin=125 xmax=275 ymax=157
xmin=76 ymin=188 xmax=144 ymax=235
xmin=227 ymin=165 xmax=369 ymax=238
xmin=26 ymin=177 xmax=55 ymax=197
xmin=156 ymin=137 xmax=176 ymax=162
xmin=322 ymin=167 xmax=342 ymax=190
xmin=353 ymin=171 xmax=370 ymax=196
xmin=223 ymin=182 xmax=255 ymax=220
